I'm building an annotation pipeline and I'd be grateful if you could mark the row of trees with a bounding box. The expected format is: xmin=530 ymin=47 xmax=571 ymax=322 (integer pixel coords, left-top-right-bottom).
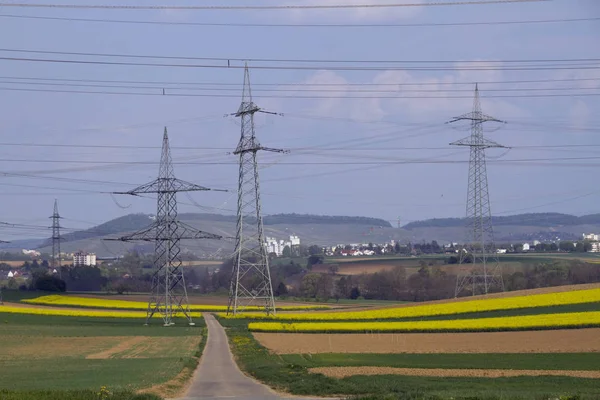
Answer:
xmin=293 ymin=260 xmax=600 ymax=302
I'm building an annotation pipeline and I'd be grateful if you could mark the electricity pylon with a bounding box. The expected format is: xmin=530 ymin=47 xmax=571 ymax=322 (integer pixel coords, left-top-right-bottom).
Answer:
xmin=227 ymin=64 xmax=286 ymax=316
xmin=0 ymin=239 xmax=9 ymax=303
xmin=50 ymin=199 xmax=63 ymax=277
xmin=108 ymin=127 xmax=222 ymax=326
xmin=449 ymin=84 xmax=507 ymax=297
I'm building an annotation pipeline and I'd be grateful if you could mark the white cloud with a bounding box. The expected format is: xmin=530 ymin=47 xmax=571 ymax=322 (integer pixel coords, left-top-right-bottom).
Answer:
xmin=261 ymin=59 xmax=532 ymax=124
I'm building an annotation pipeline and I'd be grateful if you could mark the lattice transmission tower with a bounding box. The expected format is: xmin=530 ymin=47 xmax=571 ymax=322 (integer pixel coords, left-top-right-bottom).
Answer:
xmin=227 ymin=64 xmax=287 ymax=316
xmin=0 ymin=239 xmax=9 ymax=303
xmin=449 ymin=84 xmax=507 ymax=297
xmin=108 ymin=128 xmax=223 ymax=326
xmin=50 ymin=199 xmax=63 ymax=277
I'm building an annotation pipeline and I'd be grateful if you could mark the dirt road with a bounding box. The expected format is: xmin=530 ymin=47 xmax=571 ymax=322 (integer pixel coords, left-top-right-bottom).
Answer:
xmin=177 ymin=314 xmax=332 ymax=400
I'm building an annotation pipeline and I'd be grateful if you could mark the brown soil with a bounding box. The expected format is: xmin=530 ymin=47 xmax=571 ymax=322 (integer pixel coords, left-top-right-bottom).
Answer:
xmin=310 ymin=367 xmax=600 ymax=379
xmin=86 ymin=336 xmax=146 ymax=359
xmin=254 ymin=328 xmax=600 ymax=354
xmin=1 ymin=336 xmax=125 ymax=360
xmin=86 ymin=336 xmax=199 ymax=359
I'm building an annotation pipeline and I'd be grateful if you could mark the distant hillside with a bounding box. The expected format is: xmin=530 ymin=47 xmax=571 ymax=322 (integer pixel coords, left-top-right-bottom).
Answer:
xmin=264 ymin=214 xmax=391 ymax=227
xmin=403 ymin=213 xmax=600 ymax=229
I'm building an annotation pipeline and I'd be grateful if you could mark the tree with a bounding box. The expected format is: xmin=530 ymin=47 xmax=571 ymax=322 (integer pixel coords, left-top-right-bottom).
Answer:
xmin=308 ymin=245 xmax=323 ymax=256
xmin=328 ymin=264 xmax=339 ymax=275
xmin=34 ymin=275 xmax=66 ymax=292
xmin=306 ymin=255 xmax=324 ymax=269
xmin=274 ymin=281 xmax=288 ymax=297
xmin=282 ymin=246 xmax=292 ymax=258
xmin=7 ymin=277 xmax=17 ymax=290
xmin=349 ymin=286 xmax=361 ymax=300
xmin=300 ymin=273 xmax=321 ymax=298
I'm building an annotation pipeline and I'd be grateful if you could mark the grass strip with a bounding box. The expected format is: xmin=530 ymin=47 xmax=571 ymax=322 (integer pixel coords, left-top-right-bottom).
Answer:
xmin=280 ymin=353 xmax=600 ymax=371
xmin=218 ymin=318 xmax=600 ymax=399
xmin=0 ymin=390 xmax=161 ymax=400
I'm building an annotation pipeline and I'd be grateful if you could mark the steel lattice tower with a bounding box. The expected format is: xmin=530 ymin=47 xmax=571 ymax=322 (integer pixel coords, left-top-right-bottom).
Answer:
xmin=0 ymin=239 xmax=9 ymax=303
xmin=50 ymin=199 xmax=63 ymax=277
xmin=227 ymin=64 xmax=286 ymax=316
xmin=108 ymin=128 xmax=222 ymax=326
xmin=449 ymin=84 xmax=506 ymax=297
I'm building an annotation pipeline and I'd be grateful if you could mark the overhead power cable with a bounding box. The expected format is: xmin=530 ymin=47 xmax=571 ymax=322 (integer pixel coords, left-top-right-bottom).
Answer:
xmin=1 ymin=86 xmax=598 ymax=98
xmin=1 ymin=13 xmax=593 ymax=28
xmin=3 ymin=75 xmax=599 ymax=87
xmin=0 ymin=1 xmax=549 ymax=11
xmin=1 ymin=79 xmax=598 ymax=94
xmin=2 ymin=48 xmax=596 ymax=65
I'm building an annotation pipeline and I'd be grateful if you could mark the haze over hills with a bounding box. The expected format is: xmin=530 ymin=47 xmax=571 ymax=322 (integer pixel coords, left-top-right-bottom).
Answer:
xmin=1 ymin=212 xmax=598 ymax=257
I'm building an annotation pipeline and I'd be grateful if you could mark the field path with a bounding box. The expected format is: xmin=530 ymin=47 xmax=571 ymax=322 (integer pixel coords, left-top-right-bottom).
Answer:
xmin=177 ymin=314 xmax=333 ymax=400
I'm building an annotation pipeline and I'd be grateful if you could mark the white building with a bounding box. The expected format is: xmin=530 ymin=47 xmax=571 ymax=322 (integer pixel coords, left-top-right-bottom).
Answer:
xmin=496 ymin=249 xmax=507 ymax=254
xmin=73 ymin=251 xmax=96 ymax=267
xmin=522 ymin=243 xmax=531 ymax=251
xmin=590 ymin=242 xmax=600 ymax=253
xmin=583 ymin=233 xmax=600 ymax=241
xmin=265 ymin=235 xmax=301 ymax=256
xmin=289 ymin=235 xmax=300 ymax=246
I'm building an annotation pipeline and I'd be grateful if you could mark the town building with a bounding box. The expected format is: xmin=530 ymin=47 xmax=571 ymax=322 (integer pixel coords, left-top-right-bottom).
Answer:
xmin=583 ymin=233 xmax=600 ymax=241
xmin=265 ymin=235 xmax=301 ymax=256
xmin=73 ymin=251 xmax=97 ymax=267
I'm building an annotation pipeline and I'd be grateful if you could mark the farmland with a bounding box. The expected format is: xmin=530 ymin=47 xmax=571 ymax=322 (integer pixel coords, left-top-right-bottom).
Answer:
xmin=1 ymin=283 xmax=599 ymax=399
xmin=0 ymin=309 xmax=205 ymax=398
xmin=216 ymin=283 xmax=600 ymax=399
xmin=310 ymin=253 xmax=600 ymax=276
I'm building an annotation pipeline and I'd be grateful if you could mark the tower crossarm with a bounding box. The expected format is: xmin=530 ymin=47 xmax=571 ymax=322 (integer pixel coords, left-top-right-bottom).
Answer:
xmin=113 ymin=178 xmax=216 ymax=195
xmin=447 ymin=112 xmax=506 ymax=124
xmin=450 ymin=136 xmax=507 ymax=149
xmin=104 ymin=221 xmax=223 ymax=242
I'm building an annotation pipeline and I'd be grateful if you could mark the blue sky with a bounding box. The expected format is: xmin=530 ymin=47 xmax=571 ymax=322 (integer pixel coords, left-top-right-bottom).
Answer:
xmin=0 ymin=0 xmax=599 ymax=240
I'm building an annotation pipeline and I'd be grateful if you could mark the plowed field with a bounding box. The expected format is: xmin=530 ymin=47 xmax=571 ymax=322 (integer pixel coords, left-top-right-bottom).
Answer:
xmin=254 ymin=328 xmax=600 ymax=354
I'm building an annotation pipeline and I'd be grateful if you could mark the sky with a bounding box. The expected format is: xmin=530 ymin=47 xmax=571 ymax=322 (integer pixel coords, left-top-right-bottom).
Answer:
xmin=0 ymin=0 xmax=599 ymax=241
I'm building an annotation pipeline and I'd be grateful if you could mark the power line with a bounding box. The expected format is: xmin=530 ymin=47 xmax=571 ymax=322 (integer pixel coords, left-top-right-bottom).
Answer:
xmin=2 ymin=86 xmax=599 ymax=98
xmin=2 ymin=79 xmax=599 ymax=94
xmin=1 ymin=13 xmax=594 ymax=28
xmin=2 ymin=56 xmax=599 ymax=72
xmin=0 ymin=1 xmax=549 ymax=11
xmin=3 ymin=48 xmax=597 ymax=65
xmin=3 ymin=75 xmax=599 ymax=87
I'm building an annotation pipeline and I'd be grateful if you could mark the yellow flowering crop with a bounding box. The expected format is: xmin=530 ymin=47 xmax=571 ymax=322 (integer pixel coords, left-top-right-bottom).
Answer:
xmin=248 ymin=311 xmax=600 ymax=333
xmin=0 ymin=304 xmax=205 ymax=319
xmin=22 ymin=295 xmax=330 ymax=311
xmin=221 ymin=288 xmax=600 ymax=321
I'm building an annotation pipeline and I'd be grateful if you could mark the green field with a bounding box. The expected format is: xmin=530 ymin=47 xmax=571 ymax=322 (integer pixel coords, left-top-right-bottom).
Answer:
xmin=0 ymin=313 xmax=205 ymax=396
xmin=280 ymin=353 xmax=600 ymax=371
xmin=219 ymin=318 xmax=600 ymax=399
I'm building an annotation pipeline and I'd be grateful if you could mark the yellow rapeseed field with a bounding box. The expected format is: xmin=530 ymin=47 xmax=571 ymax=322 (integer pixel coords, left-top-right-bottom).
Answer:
xmin=22 ymin=295 xmax=329 ymax=311
xmin=0 ymin=304 xmax=204 ymax=319
xmin=221 ymin=288 xmax=600 ymax=321
xmin=248 ymin=311 xmax=600 ymax=333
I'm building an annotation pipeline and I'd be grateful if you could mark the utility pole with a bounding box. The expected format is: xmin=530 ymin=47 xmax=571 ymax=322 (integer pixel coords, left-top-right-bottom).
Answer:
xmin=227 ymin=64 xmax=287 ymax=316
xmin=449 ymin=84 xmax=506 ymax=297
xmin=50 ymin=199 xmax=63 ymax=277
xmin=108 ymin=128 xmax=223 ymax=326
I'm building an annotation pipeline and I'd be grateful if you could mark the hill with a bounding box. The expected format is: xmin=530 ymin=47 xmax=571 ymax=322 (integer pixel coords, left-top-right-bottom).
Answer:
xmin=402 ymin=213 xmax=600 ymax=229
xmin=4 ymin=212 xmax=600 ymax=258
